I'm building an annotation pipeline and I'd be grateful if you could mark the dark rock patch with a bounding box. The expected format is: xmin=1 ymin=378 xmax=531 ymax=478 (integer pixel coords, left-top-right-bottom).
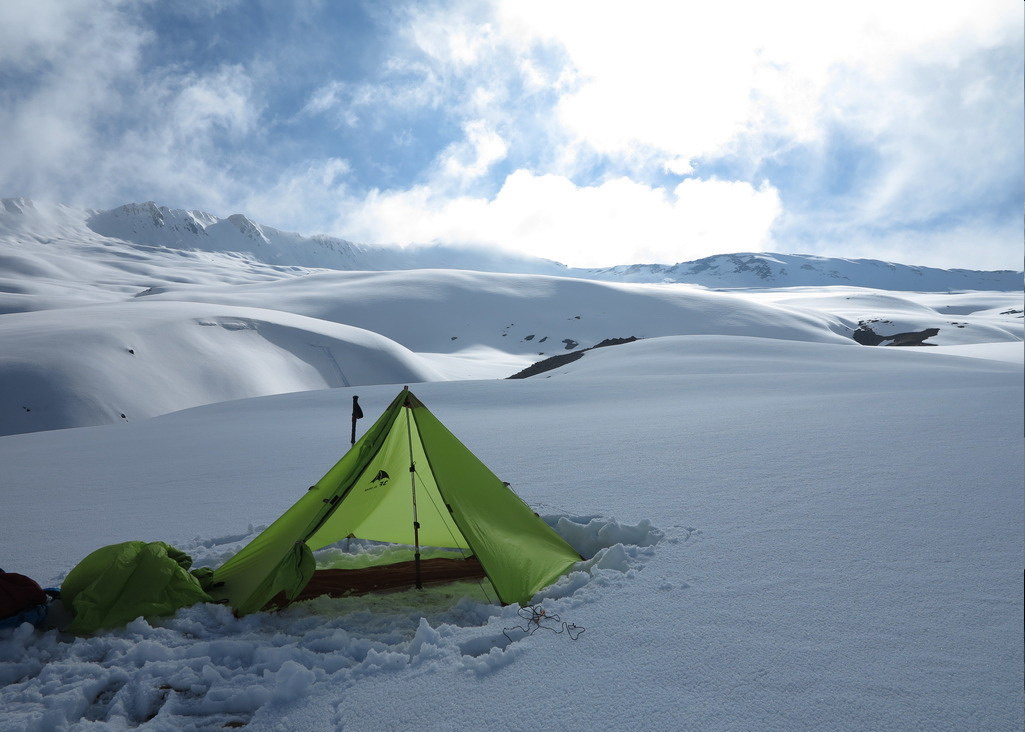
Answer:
xmin=854 ymin=323 xmax=940 ymax=347
xmin=592 ymin=337 xmax=640 ymax=348
xmin=508 ymin=336 xmax=639 ymax=379
xmin=507 ymin=351 xmax=586 ymax=379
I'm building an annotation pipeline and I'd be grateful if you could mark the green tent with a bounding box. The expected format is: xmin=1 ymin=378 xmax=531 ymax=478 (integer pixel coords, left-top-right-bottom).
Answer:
xmin=209 ymin=388 xmax=581 ymax=614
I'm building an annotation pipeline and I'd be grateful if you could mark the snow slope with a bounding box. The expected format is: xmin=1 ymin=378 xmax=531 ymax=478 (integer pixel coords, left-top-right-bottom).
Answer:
xmin=135 ymin=269 xmax=859 ymax=354
xmin=2 ymin=196 xmax=1021 ymax=436
xmin=0 ymin=301 xmax=441 ymax=436
xmin=0 ymin=200 xmax=315 ymax=315
xmin=1 ymin=336 xmax=1021 ymax=730
xmin=744 ymin=287 xmax=1024 ymax=346
xmin=52 ymin=199 xmax=565 ymax=278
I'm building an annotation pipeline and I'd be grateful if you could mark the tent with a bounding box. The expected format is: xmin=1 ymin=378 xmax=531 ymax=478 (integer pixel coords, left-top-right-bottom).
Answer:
xmin=209 ymin=388 xmax=581 ymax=614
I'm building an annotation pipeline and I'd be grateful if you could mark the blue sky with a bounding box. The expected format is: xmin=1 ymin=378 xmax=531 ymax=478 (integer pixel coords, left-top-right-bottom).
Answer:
xmin=0 ymin=0 xmax=1021 ymax=269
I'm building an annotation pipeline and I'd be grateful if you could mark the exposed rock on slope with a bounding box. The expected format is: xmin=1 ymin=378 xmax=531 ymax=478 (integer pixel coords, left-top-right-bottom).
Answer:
xmin=508 ymin=337 xmax=640 ymax=379
xmin=853 ymin=323 xmax=941 ymax=346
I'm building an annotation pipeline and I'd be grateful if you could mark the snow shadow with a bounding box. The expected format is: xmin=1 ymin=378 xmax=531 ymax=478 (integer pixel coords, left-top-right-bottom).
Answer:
xmin=0 ymin=515 xmax=662 ymax=730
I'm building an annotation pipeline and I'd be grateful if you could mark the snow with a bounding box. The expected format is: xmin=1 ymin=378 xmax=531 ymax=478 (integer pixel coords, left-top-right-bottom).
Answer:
xmin=0 ymin=301 xmax=443 ymax=435
xmin=0 ymin=198 xmax=1022 ymax=730
xmin=2 ymin=339 xmax=1021 ymax=730
xmin=588 ymin=251 xmax=1023 ymax=290
xmin=922 ymin=341 xmax=1023 ymax=364
xmin=3 ymin=199 xmax=1020 ymax=299
xmin=416 ymin=346 xmax=535 ymax=380
xmin=748 ymin=287 xmax=1024 ymax=347
xmin=132 ymin=268 xmax=860 ymax=354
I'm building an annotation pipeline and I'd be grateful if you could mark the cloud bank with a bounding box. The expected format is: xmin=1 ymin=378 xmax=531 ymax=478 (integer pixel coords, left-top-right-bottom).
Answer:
xmin=0 ymin=0 xmax=1021 ymax=269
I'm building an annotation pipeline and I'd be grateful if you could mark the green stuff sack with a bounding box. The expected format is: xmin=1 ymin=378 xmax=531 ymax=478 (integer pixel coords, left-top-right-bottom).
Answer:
xmin=62 ymin=541 xmax=212 ymax=635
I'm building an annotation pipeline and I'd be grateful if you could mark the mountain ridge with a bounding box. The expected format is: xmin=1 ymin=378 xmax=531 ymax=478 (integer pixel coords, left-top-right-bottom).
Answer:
xmin=586 ymin=252 xmax=1023 ymax=290
xmin=2 ymin=197 xmax=1021 ymax=291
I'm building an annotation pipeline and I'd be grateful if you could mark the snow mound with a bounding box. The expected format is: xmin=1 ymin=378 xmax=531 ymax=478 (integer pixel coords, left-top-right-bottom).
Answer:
xmin=0 ymin=301 xmax=443 ymax=435
xmin=138 ymin=268 xmax=858 ymax=354
xmin=529 ymin=334 xmax=1025 ymax=380
xmin=749 ymin=288 xmax=1024 ymax=347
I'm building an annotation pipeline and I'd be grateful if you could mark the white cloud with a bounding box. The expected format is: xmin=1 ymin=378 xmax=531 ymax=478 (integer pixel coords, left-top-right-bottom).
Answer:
xmin=664 ymin=158 xmax=694 ymax=176
xmin=336 ymin=171 xmax=781 ymax=267
xmin=303 ymin=81 xmax=345 ymax=116
xmin=172 ymin=65 xmax=260 ymax=139
xmin=805 ymin=219 xmax=1025 ymax=272
xmin=335 ymin=0 xmax=1021 ymax=268
xmin=0 ymin=0 xmax=147 ymax=201
xmin=240 ymin=158 xmax=352 ymax=229
xmin=438 ymin=121 xmax=509 ymax=184
xmin=494 ymin=0 xmax=1021 ymax=163
xmin=0 ymin=0 xmax=270 ymax=213
xmin=0 ymin=0 xmax=1018 ymax=271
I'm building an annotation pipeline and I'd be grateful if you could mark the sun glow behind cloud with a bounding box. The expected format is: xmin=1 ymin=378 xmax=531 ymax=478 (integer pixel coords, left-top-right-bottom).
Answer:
xmin=0 ymin=0 xmax=1020 ymax=269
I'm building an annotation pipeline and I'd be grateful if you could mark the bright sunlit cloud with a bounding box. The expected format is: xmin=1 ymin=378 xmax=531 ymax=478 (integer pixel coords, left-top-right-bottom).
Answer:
xmin=0 ymin=0 xmax=1020 ymax=269
xmin=336 ymin=172 xmax=781 ymax=267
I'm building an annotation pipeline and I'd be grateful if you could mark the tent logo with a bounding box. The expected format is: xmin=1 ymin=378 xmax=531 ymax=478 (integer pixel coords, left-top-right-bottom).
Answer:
xmin=367 ymin=470 xmax=390 ymax=490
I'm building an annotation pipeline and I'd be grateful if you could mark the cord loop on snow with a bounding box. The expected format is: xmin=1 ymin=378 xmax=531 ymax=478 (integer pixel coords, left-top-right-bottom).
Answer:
xmin=503 ymin=605 xmax=585 ymax=642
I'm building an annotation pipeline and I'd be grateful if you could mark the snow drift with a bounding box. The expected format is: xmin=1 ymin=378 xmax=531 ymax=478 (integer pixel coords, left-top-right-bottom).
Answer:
xmin=136 ymin=268 xmax=860 ymax=354
xmin=0 ymin=301 xmax=442 ymax=435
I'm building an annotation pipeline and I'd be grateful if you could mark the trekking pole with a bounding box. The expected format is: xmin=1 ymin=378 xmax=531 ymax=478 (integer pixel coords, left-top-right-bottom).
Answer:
xmin=351 ymin=395 xmax=363 ymax=445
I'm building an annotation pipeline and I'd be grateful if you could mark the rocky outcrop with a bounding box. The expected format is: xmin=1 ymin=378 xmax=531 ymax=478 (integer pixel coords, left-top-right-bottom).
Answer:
xmin=508 ymin=337 xmax=639 ymax=379
xmin=853 ymin=324 xmax=940 ymax=346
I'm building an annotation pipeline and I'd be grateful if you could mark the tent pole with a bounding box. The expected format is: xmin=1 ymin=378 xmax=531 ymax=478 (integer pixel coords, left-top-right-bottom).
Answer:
xmin=406 ymin=400 xmax=423 ymax=590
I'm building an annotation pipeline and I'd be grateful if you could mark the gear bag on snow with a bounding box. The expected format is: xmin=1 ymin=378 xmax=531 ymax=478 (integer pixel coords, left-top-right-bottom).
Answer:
xmin=0 ymin=569 xmax=49 ymax=629
xmin=61 ymin=541 xmax=212 ymax=635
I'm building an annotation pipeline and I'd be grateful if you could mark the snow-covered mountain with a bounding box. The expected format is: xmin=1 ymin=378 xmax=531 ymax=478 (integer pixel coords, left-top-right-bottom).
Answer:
xmin=1 ymin=196 xmax=1022 ymax=435
xmin=587 ymin=252 xmax=1023 ymax=290
xmin=84 ymin=200 xmax=570 ymax=275
xmin=3 ymin=198 xmax=1020 ymax=291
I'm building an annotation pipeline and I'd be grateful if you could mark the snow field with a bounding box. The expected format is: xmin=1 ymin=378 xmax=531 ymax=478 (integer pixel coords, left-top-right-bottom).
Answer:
xmin=1 ymin=197 xmax=1021 ymax=729
xmin=1 ymin=335 xmax=1021 ymax=730
xmin=133 ymin=268 xmax=857 ymax=354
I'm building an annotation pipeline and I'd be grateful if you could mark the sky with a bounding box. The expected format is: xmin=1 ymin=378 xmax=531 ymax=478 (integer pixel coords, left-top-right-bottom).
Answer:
xmin=0 ymin=0 xmax=1022 ymax=270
